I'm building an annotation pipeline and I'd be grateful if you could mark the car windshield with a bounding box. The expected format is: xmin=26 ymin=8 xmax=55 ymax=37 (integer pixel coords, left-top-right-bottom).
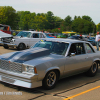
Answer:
xmin=16 ymin=31 xmax=31 ymax=37
xmin=0 ymin=26 xmax=4 ymax=30
xmin=32 ymin=40 xmax=69 ymax=55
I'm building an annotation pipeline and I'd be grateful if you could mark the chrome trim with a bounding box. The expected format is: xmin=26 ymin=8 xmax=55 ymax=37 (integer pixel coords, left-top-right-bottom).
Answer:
xmin=0 ymin=60 xmax=22 ymax=73
xmin=3 ymin=43 xmax=17 ymax=47
xmin=0 ymin=75 xmax=42 ymax=88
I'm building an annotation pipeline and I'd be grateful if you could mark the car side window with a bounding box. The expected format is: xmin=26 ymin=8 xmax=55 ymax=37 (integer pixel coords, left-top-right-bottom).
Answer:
xmin=76 ymin=43 xmax=85 ymax=55
xmin=86 ymin=43 xmax=94 ymax=53
xmin=33 ymin=33 xmax=39 ymax=38
xmin=39 ymin=33 xmax=45 ymax=38
xmin=68 ymin=43 xmax=85 ymax=56
xmin=79 ymin=36 xmax=82 ymax=39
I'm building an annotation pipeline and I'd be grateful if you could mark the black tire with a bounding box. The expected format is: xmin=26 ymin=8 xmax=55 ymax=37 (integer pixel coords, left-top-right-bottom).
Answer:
xmin=86 ymin=62 xmax=98 ymax=77
xmin=42 ymin=70 xmax=58 ymax=90
xmin=17 ymin=43 xmax=26 ymax=50
xmin=3 ymin=44 xmax=9 ymax=49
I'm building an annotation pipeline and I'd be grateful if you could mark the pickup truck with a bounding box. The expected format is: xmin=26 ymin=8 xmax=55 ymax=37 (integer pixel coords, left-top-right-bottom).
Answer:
xmin=3 ymin=31 xmax=49 ymax=50
xmin=0 ymin=24 xmax=12 ymax=34
xmin=0 ymin=38 xmax=99 ymax=89
xmin=0 ymin=24 xmax=13 ymax=45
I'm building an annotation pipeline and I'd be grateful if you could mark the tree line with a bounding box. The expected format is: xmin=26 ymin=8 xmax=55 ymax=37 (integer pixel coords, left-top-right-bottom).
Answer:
xmin=0 ymin=6 xmax=99 ymax=34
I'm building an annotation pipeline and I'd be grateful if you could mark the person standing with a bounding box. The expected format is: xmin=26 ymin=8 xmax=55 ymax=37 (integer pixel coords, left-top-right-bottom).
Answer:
xmin=95 ymin=32 xmax=100 ymax=51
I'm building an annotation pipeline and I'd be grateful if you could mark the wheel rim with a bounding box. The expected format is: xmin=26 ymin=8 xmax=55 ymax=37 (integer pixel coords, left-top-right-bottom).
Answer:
xmin=91 ymin=62 xmax=97 ymax=73
xmin=46 ymin=71 xmax=56 ymax=87
xmin=19 ymin=44 xmax=24 ymax=50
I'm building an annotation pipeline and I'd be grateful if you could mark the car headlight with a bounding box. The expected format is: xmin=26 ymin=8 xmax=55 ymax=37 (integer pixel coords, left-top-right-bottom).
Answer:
xmin=24 ymin=65 xmax=37 ymax=74
xmin=10 ymin=39 xmax=15 ymax=43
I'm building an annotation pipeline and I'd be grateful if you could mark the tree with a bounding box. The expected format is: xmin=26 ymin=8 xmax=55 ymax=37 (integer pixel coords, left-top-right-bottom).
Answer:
xmin=96 ymin=23 xmax=100 ymax=31
xmin=74 ymin=16 xmax=77 ymax=20
xmin=18 ymin=11 xmax=31 ymax=30
xmin=82 ymin=15 xmax=92 ymax=22
xmin=0 ymin=6 xmax=17 ymax=29
xmin=64 ymin=15 xmax=72 ymax=31
xmin=30 ymin=15 xmax=48 ymax=30
xmin=46 ymin=11 xmax=55 ymax=29
xmin=53 ymin=16 xmax=63 ymax=29
xmin=72 ymin=18 xmax=93 ymax=34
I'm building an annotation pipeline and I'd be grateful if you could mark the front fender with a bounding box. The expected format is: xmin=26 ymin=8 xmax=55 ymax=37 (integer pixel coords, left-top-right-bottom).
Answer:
xmin=45 ymin=66 xmax=60 ymax=75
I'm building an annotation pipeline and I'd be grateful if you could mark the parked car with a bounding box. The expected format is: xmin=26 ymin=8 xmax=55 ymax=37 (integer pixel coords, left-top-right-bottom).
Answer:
xmin=44 ymin=33 xmax=55 ymax=38
xmin=67 ymin=35 xmax=88 ymax=41
xmin=46 ymin=33 xmax=56 ymax=38
xmin=0 ymin=24 xmax=12 ymax=34
xmin=57 ymin=33 xmax=67 ymax=38
xmin=3 ymin=31 xmax=48 ymax=50
xmin=88 ymin=37 xmax=96 ymax=46
xmin=0 ymin=38 xmax=99 ymax=89
xmin=0 ymin=31 xmax=13 ymax=45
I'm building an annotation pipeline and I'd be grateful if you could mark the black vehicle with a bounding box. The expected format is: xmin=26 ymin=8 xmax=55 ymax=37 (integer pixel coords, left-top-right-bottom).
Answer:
xmin=68 ymin=35 xmax=88 ymax=41
xmin=88 ymin=37 xmax=96 ymax=46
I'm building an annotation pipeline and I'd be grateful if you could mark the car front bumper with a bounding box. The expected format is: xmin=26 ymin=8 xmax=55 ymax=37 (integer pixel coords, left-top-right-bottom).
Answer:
xmin=3 ymin=43 xmax=18 ymax=48
xmin=0 ymin=69 xmax=42 ymax=88
xmin=0 ymin=41 xmax=3 ymax=45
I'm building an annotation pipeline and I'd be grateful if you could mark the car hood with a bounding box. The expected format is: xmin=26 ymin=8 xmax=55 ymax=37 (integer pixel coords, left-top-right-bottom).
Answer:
xmin=1 ymin=47 xmax=50 ymax=63
xmin=13 ymin=36 xmax=29 ymax=39
xmin=0 ymin=31 xmax=12 ymax=38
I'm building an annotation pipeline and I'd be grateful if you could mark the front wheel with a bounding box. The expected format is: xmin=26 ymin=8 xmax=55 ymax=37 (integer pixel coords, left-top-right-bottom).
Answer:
xmin=42 ymin=70 xmax=58 ymax=90
xmin=17 ymin=43 xmax=26 ymax=50
xmin=3 ymin=44 xmax=9 ymax=49
xmin=86 ymin=62 xmax=98 ymax=77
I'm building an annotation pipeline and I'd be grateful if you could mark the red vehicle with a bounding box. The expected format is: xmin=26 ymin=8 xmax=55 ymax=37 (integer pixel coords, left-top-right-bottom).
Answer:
xmin=47 ymin=33 xmax=56 ymax=38
xmin=0 ymin=24 xmax=11 ymax=34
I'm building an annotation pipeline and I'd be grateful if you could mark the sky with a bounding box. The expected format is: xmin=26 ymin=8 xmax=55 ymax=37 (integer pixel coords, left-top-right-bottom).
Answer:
xmin=0 ymin=0 xmax=100 ymax=24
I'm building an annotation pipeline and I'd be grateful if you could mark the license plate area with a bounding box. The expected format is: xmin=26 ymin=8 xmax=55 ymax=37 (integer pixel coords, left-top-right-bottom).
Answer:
xmin=1 ymin=76 xmax=15 ymax=83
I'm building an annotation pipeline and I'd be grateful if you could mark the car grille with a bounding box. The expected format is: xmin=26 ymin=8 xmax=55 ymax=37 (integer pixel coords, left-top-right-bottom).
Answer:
xmin=2 ymin=37 xmax=12 ymax=43
xmin=0 ymin=60 xmax=22 ymax=73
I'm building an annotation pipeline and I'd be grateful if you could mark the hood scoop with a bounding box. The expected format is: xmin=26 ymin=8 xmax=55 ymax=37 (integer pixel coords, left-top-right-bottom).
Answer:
xmin=14 ymin=48 xmax=50 ymax=63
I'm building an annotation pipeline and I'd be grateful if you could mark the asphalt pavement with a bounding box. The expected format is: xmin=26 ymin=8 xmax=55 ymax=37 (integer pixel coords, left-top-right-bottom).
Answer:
xmin=0 ymin=46 xmax=100 ymax=100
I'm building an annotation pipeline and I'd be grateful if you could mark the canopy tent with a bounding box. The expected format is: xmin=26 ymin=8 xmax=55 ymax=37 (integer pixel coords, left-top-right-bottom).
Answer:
xmin=62 ymin=31 xmax=76 ymax=34
xmin=62 ymin=31 xmax=77 ymax=37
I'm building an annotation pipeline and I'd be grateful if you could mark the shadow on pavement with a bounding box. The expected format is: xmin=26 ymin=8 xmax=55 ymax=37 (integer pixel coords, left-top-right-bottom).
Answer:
xmin=0 ymin=67 xmax=100 ymax=100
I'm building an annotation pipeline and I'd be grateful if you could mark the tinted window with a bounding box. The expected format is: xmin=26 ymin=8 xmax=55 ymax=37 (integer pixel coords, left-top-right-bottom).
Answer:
xmin=32 ymin=33 xmax=39 ymax=38
xmin=68 ymin=43 xmax=85 ymax=56
xmin=33 ymin=40 xmax=69 ymax=55
xmin=39 ymin=33 xmax=45 ymax=38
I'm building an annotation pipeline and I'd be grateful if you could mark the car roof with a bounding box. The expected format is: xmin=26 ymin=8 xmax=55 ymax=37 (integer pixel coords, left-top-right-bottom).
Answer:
xmin=20 ymin=31 xmax=43 ymax=33
xmin=42 ymin=38 xmax=86 ymax=43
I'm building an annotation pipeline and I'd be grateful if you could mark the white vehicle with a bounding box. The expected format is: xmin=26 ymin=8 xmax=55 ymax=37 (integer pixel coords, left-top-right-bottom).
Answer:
xmin=0 ymin=31 xmax=13 ymax=45
xmin=3 ymin=31 xmax=47 ymax=50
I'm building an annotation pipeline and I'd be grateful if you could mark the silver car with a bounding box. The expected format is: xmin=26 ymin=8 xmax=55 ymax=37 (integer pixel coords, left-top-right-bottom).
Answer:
xmin=0 ymin=38 xmax=100 ymax=89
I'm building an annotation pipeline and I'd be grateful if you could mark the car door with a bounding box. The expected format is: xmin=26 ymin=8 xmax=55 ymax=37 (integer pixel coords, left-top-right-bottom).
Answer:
xmin=29 ymin=33 xmax=41 ymax=47
xmin=85 ymin=43 xmax=96 ymax=65
xmin=64 ymin=43 xmax=89 ymax=76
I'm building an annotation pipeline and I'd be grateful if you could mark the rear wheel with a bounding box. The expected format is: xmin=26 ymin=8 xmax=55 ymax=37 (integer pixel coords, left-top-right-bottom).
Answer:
xmin=86 ymin=62 xmax=98 ymax=77
xmin=17 ymin=43 xmax=26 ymax=50
xmin=42 ymin=70 xmax=58 ymax=90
